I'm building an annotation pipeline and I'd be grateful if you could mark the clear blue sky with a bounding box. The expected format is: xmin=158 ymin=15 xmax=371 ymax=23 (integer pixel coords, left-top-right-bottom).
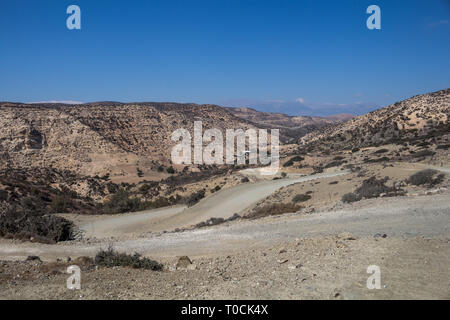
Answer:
xmin=1 ymin=0 xmax=449 ymax=116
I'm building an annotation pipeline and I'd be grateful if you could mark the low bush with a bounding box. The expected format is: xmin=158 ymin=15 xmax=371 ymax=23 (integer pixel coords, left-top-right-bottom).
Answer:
xmin=324 ymin=160 xmax=344 ymax=168
xmin=356 ymin=176 xmax=404 ymax=199
xmin=94 ymin=247 xmax=163 ymax=270
xmin=101 ymin=189 xmax=142 ymax=214
xmin=166 ymin=166 xmax=175 ymax=174
xmin=185 ymin=189 xmax=205 ymax=207
xmin=412 ymin=150 xmax=435 ymax=158
xmin=407 ymin=169 xmax=444 ymax=186
xmin=283 ymin=156 xmax=304 ymax=167
xmin=0 ymin=206 xmax=75 ymax=243
xmin=50 ymin=195 xmax=73 ymax=213
xmin=341 ymin=192 xmax=361 ymax=203
xmin=245 ymin=203 xmax=302 ymax=219
xmin=194 ymin=213 xmax=240 ymax=229
xmin=364 ymin=157 xmax=390 ymax=163
xmin=341 ymin=176 xmax=405 ymax=203
xmin=292 ymin=194 xmax=312 ymax=203
xmin=139 ymin=184 xmax=151 ymax=194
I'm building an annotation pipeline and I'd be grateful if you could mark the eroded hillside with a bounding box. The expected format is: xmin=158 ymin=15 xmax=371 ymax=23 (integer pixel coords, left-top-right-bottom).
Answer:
xmin=299 ymin=89 xmax=449 ymax=151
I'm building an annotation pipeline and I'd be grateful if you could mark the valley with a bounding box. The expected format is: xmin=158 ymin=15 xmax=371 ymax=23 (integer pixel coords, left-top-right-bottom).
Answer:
xmin=0 ymin=89 xmax=449 ymax=299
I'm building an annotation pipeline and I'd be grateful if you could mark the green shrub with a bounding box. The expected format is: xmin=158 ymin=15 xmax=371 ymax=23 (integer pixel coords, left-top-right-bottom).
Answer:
xmin=151 ymin=197 xmax=170 ymax=208
xmin=355 ymin=176 xmax=404 ymax=199
xmin=0 ymin=190 xmax=8 ymax=201
xmin=106 ymin=182 xmax=119 ymax=194
xmin=412 ymin=150 xmax=435 ymax=158
xmin=94 ymin=247 xmax=162 ymax=270
xmin=342 ymin=176 xmax=405 ymax=203
xmin=139 ymin=184 xmax=151 ymax=194
xmin=407 ymin=169 xmax=444 ymax=186
xmin=341 ymin=192 xmax=361 ymax=203
xmin=185 ymin=189 xmax=205 ymax=207
xmin=0 ymin=206 xmax=75 ymax=243
xmin=292 ymin=194 xmax=312 ymax=203
xmin=50 ymin=195 xmax=73 ymax=213
xmin=166 ymin=166 xmax=175 ymax=174
xmin=245 ymin=203 xmax=302 ymax=219
xmin=324 ymin=160 xmax=344 ymax=168
xmin=102 ymin=189 xmax=142 ymax=214
xmin=283 ymin=156 xmax=304 ymax=167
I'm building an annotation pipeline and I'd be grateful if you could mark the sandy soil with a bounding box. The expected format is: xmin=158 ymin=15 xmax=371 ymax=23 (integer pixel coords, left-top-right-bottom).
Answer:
xmin=1 ymin=236 xmax=449 ymax=299
xmin=0 ymin=162 xmax=448 ymax=300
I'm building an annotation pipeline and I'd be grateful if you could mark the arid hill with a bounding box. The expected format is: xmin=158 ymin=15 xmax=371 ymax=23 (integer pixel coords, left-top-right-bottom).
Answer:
xmin=299 ymin=89 xmax=450 ymax=152
xmin=228 ymin=107 xmax=354 ymax=142
xmin=0 ymin=102 xmax=258 ymax=180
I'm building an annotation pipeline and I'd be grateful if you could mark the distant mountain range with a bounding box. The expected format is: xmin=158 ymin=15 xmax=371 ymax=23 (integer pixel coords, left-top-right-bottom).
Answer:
xmin=227 ymin=107 xmax=354 ymax=143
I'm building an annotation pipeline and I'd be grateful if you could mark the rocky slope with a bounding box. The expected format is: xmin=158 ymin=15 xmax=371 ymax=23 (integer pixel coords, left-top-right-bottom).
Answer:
xmin=299 ymin=89 xmax=449 ymax=151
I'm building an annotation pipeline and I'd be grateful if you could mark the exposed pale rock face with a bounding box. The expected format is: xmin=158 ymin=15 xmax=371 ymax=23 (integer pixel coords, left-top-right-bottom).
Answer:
xmin=0 ymin=102 xmax=256 ymax=178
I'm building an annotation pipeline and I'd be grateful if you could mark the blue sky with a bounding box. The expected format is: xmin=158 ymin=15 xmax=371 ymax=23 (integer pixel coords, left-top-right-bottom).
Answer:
xmin=1 ymin=0 xmax=449 ymax=116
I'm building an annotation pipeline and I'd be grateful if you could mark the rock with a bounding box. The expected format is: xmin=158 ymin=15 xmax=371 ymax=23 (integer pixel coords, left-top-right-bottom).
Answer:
xmin=277 ymin=259 xmax=288 ymax=264
xmin=176 ymin=256 xmax=192 ymax=269
xmin=228 ymin=213 xmax=241 ymax=221
xmin=288 ymin=263 xmax=302 ymax=270
xmin=25 ymin=255 xmax=41 ymax=262
xmin=279 ymin=249 xmax=287 ymax=254
xmin=187 ymin=264 xmax=197 ymax=271
xmin=338 ymin=232 xmax=356 ymax=240
xmin=374 ymin=233 xmax=387 ymax=238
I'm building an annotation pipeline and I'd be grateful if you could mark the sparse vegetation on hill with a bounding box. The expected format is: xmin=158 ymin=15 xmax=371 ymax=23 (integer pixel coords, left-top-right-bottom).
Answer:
xmin=185 ymin=189 xmax=206 ymax=207
xmin=300 ymin=89 xmax=449 ymax=151
xmin=342 ymin=176 xmax=405 ymax=203
xmin=245 ymin=203 xmax=302 ymax=219
xmin=292 ymin=193 xmax=312 ymax=203
xmin=0 ymin=205 xmax=75 ymax=243
xmin=407 ymin=169 xmax=445 ymax=187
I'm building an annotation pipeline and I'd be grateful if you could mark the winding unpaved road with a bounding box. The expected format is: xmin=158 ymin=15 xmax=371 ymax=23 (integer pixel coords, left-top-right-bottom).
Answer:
xmin=77 ymin=170 xmax=350 ymax=238
xmin=1 ymin=192 xmax=448 ymax=261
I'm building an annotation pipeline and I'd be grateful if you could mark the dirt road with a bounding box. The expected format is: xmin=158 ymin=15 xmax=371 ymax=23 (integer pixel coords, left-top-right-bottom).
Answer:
xmin=1 ymin=192 xmax=448 ymax=261
xmin=75 ymin=170 xmax=350 ymax=238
